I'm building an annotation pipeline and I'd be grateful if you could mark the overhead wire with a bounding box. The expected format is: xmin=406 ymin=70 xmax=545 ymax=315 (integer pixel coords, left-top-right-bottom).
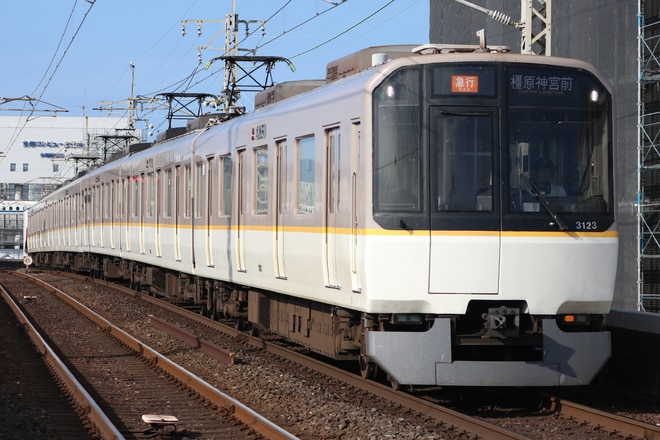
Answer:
xmin=185 ymin=0 xmax=396 ymax=90
xmin=288 ymin=0 xmax=396 ymax=60
xmin=165 ymin=0 xmax=347 ymax=96
xmin=2 ymin=0 xmax=98 ymax=157
xmin=30 ymin=0 xmax=98 ymax=116
xmin=31 ymin=2 xmax=78 ymax=96
xmin=135 ymin=1 xmax=297 ymax=106
xmin=112 ymin=0 xmax=400 ymax=130
xmin=101 ymin=0 xmax=204 ymax=104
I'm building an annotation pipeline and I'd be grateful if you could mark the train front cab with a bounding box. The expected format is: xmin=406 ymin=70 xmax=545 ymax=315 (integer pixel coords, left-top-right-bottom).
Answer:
xmin=365 ymin=55 xmax=617 ymax=387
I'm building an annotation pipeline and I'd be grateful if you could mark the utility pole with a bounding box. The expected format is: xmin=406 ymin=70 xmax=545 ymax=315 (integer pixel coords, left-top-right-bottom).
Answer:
xmin=182 ymin=0 xmax=293 ymax=116
xmin=451 ymin=0 xmax=552 ymax=55
xmin=520 ymin=0 xmax=552 ymax=55
xmin=183 ymin=0 xmax=265 ymax=113
xmin=94 ymin=62 xmax=162 ymax=142
xmin=128 ymin=62 xmax=136 ymax=130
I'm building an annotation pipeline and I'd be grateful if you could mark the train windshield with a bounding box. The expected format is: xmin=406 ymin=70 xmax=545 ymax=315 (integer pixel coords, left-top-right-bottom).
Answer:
xmin=506 ymin=66 xmax=612 ymax=215
xmin=372 ymin=62 xmax=612 ymax=231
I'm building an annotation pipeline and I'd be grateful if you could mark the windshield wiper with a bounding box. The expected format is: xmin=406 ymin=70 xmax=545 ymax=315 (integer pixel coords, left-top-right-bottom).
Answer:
xmin=519 ymin=171 xmax=568 ymax=231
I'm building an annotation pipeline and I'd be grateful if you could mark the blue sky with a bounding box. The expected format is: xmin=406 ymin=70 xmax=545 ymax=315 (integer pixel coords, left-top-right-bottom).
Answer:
xmin=1 ymin=0 xmax=429 ymax=131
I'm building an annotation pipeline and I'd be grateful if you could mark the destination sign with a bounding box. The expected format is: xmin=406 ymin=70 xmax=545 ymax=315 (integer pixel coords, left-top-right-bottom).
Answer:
xmin=509 ymin=74 xmax=574 ymax=93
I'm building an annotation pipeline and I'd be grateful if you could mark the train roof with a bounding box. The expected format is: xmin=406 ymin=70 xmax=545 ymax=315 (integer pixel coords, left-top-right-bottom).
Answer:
xmin=251 ymin=42 xmax=610 ymax=110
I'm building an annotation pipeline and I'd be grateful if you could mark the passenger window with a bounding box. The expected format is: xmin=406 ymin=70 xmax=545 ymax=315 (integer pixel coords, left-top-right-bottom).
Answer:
xmin=195 ymin=162 xmax=204 ymax=218
xmin=297 ymin=136 xmax=315 ymax=214
xmin=165 ymin=169 xmax=173 ymax=217
xmin=220 ymin=156 xmax=233 ymax=216
xmin=132 ymin=176 xmax=140 ymax=218
xmin=255 ymin=148 xmax=268 ymax=215
xmin=184 ymin=165 xmax=192 ymax=218
xmin=147 ymin=172 xmax=155 ymax=217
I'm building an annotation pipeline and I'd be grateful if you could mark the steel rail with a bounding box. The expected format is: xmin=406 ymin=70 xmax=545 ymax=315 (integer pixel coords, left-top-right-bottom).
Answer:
xmin=149 ymin=314 xmax=236 ymax=365
xmin=13 ymin=271 xmax=297 ymax=440
xmin=59 ymin=272 xmax=530 ymax=440
xmin=0 ymin=281 xmax=124 ymax=440
xmin=550 ymin=396 xmax=660 ymax=439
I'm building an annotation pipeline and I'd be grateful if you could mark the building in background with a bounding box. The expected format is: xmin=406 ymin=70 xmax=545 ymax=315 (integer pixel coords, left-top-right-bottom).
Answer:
xmin=0 ymin=115 xmax=133 ymax=201
xmin=0 ymin=115 xmax=132 ymax=263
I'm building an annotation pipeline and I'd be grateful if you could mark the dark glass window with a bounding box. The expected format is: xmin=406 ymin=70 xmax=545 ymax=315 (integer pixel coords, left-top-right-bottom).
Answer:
xmin=432 ymin=111 xmax=494 ymax=212
xmin=507 ymin=66 xmax=612 ymax=214
xmin=373 ymin=67 xmax=421 ymax=213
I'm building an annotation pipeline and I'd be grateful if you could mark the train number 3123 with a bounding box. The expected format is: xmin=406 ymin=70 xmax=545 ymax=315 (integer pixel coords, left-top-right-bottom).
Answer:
xmin=575 ymin=221 xmax=598 ymax=230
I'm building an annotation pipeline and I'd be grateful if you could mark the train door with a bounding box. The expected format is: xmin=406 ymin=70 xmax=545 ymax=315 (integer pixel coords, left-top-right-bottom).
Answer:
xmin=174 ymin=165 xmax=181 ymax=261
xmin=350 ymin=122 xmax=362 ymax=293
xmin=428 ymin=108 xmax=500 ymax=294
xmin=110 ymin=180 xmax=115 ymax=249
xmin=139 ymin=173 xmax=146 ymax=254
xmin=75 ymin=193 xmax=81 ymax=247
xmin=124 ymin=178 xmax=131 ymax=252
xmin=155 ymin=170 xmax=162 ymax=257
xmin=65 ymin=196 xmax=71 ymax=247
xmin=116 ymin=180 xmax=123 ymax=251
xmin=83 ymin=188 xmax=90 ymax=247
xmin=89 ymin=187 xmax=95 ymax=247
xmin=98 ymin=184 xmax=103 ymax=248
xmin=324 ymin=127 xmax=340 ymax=288
xmin=275 ymin=140 xmax=287 ymax=279
xmin=204 ymin=157 xmax=214 ymax=267
xmin=117 ymin=178 xmax=128 ymax=251
xmin=236 ymin=149 xmax=247 ymax=272
xmin=99 ymin=184 xmax=105 ymax=248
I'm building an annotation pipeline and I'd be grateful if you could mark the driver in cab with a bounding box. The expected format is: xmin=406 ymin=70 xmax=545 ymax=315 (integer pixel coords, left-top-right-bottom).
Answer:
xmin=530 ymin=157 xmax=566 ymax=197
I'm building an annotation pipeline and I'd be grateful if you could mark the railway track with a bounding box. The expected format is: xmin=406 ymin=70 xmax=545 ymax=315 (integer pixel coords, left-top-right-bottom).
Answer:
xmin=0 ymin=283 xmax=97 ymax=439
xmin=549 ymin=397 xmax=660 ymax=440
xmin=0 ymin=271 xmax=294 ymax=439
xmin=9 ymin=269 xmax=660 ymax=439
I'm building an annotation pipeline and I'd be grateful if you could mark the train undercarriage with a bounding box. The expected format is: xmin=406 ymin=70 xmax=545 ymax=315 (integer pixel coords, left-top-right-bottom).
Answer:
xmin=31 ymin=251 xmax=610 ymax=388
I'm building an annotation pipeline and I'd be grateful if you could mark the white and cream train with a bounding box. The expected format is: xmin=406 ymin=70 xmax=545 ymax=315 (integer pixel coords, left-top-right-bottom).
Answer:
xmin=27 ymin=44 xmax=618 ymax=388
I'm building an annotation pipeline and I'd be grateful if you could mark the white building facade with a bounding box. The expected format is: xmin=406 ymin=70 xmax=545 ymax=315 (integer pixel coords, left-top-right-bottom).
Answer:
xmin=0 ymin=115 xmax=132 ymax=201
xmin=0 ymin=115 xmax=131 ymax=263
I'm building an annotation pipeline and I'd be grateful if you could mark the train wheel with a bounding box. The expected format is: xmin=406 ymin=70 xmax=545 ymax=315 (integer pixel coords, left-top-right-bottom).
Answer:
xmin=359 ymin=355 xmax=376 ymax=380
xmin=248 ymin=325 xmax=259 ymax=337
